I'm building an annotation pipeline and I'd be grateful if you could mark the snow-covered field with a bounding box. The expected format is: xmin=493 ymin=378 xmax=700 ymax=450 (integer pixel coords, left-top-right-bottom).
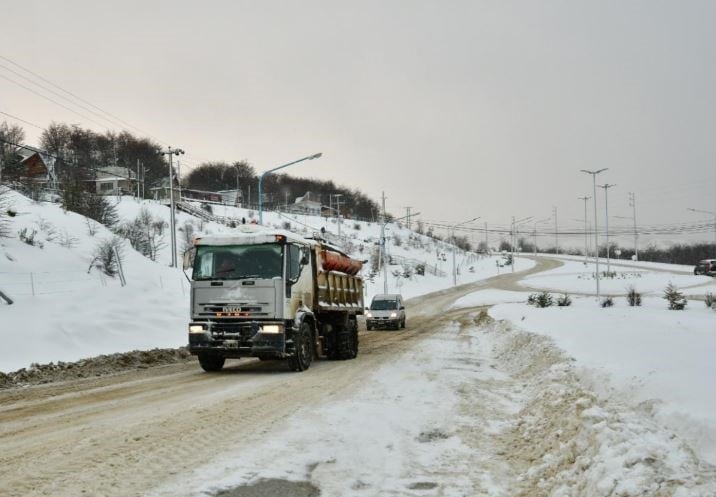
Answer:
xmin=519 ymin=258 xmax=715 ymax=296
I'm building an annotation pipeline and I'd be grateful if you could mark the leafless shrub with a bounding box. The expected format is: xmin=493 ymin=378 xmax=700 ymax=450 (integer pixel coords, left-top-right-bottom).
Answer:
xmin=90 ymin=237 xmax=123 ymax=277
xmin=114 ymin=207 xmax=166 ymax=261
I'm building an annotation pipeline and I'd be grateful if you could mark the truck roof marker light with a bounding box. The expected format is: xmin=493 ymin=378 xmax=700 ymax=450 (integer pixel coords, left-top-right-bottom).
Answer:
xmin=275 ymin=235 xmax=286 ymax=243
xmin=193 ymin=237 xmax=202 ymax=246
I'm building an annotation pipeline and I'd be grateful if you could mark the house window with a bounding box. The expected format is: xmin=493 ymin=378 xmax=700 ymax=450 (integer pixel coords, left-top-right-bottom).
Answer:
xmin=100 ymin=182 xmax=114 ymax=192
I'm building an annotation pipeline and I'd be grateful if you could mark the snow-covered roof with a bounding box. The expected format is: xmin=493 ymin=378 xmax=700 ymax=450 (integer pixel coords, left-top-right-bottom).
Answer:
xmin=194 ymin=225 xmax=317 ymax=247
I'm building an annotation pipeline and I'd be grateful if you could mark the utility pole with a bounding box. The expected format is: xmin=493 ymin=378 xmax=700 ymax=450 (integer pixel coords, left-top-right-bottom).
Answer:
xmin=581 ymin=168 xmax=608 ymax=300
xmin=136 ymin=159 xmax=141 ymax=199
xmin=578 ymin=196 xmax=591 ymax=263
xmin=404 ymin=206 xmax=412 ymax=231
xmin=629 ymin=192 xmax=638 ymax=261
xmin=141 ymin=164 xmax=145 ymax=199
xmin=381 ymin=191 xmax=388 ymax=294
xmin=552 ymin=206 xmax=559 ymax=254
xmin=598 ymin=184 xmax=616 ymax=273
xmin=160 ymin=147 xmax=185 ymax=268
xmin=484 ymin=221 xmax=488 ymax=253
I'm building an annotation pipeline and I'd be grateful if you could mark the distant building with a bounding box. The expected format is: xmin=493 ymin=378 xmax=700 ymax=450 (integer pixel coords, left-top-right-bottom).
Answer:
xmin=94 ymin=166 xmax=136 ymax=195
xmin=16 ymin=146 xmax=56 ymax=187
xmin=216 ymin=189 xmax=243 ymax=206
xmin=288 ymin=192 xmax=321 ymax=216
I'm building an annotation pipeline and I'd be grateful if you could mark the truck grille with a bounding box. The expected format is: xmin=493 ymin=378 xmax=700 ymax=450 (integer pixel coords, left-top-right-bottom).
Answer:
xmin=197 ymin=302 xmax=271 ymax=318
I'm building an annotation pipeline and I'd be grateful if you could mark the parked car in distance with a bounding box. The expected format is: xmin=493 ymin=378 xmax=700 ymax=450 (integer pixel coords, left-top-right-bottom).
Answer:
xmin=365 ymin=294 xmax=406 ymax=330
xmin=694 ymin=259 xmax=716 ymax=276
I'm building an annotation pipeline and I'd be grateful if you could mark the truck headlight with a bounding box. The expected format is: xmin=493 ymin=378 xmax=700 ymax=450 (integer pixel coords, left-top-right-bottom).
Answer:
xmin=261 ymin=324 xmax=283 ymax=334
xmin=366 ymin=312 xmax=372 ymax=318
xmin=390 ymin=312 xmax=397 ymax=318
xmin=189 ymin=324 xmax=206 ymax=333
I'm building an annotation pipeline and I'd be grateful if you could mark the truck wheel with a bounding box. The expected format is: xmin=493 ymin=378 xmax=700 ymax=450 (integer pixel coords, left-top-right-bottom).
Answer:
xmin=198 ymin=354 xmax=225 ymax=372
xmin=288 ymin=322 xmax=313 ymax=372
xmin=401 ymin=318 xmax=406 ymax=329
xmin=338 ymin=320 xmax=358 ymax=359
xmin=366 ymin=322 xmax=373 ymax=331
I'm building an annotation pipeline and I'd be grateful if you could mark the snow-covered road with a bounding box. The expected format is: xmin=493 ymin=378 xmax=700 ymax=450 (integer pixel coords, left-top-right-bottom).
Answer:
xmin=1 ymin=257 xmax=715 ymax=496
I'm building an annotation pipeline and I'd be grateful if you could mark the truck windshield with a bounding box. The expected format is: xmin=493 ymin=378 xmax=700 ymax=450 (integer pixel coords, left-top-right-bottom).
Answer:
xmin=371 ymin=300 xmax=398 ymax=310
xmin=193 ymin=244 xmax=283 ymax=280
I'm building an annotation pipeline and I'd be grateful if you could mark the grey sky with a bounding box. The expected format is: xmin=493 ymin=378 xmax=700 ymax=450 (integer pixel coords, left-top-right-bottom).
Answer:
xmin=2 ymin=1 xmax=715 ymax=246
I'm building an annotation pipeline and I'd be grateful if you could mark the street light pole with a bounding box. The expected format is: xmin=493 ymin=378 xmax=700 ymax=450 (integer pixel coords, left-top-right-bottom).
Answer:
xmin=578 ymin=196 xmax=591 ymax=263
xmin=598 ymin=184 xmax=616 ymax=273
xmin=258 ymin=153 xmax=322 ymax=224
xmin=452 ymin=217 xmax=480 ymax=285
xmin=687 ymin=208 xmax=716 ymax=258
xmin=160 ymin=147 xmax=185 ymax=268
xmin=581 ymin=168 xmax=608 ymax=300
xmin=629 ymin=192 xmax=638 ymax=261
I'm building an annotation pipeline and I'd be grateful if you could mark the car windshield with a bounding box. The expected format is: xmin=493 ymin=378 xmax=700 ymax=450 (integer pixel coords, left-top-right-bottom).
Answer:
xmin=371 ymin=300 xmax=398 ymax=310
xmin=193 ymin=244 xmax=283 ymax=280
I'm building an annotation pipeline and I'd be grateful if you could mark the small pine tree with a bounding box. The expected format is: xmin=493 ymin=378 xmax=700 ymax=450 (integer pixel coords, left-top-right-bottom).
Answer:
xmin=663 ymin=283 xmax=687 ymax=310
xmin=601 ymin=296 xmax=614 ymax=308
xmin=556 ymin=294 xmax=572 ymax=307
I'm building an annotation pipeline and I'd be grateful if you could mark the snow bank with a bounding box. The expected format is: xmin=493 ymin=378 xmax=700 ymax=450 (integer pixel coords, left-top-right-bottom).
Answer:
xmin=490 ymin=296 xmax=716 ymax=466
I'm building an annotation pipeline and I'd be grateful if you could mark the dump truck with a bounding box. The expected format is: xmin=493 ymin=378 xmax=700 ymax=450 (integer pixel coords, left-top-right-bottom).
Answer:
xmin=184 ymin=225 xmax=364 ymax=372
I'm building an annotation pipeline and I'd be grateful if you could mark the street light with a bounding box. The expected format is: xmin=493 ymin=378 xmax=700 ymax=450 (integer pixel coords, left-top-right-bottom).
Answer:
xmin=687 ymin=208 xmax=716 ymax=258
xmin=598 ymin=184 xmax=616 ymax=273
xmin=160 ymin=146 xmax=185 ymax=268
xmin=258 ymin=153 xmax=322 ymax=224
xmin=452 ymin=217 xmax=480 ymax=285
xmin=580 ymin=168 xmax=608 ymax=300
xmin=511 ymin=216 xmax=533 ymax=272
xmin=578 ymin=196 xmax=591 ymax=263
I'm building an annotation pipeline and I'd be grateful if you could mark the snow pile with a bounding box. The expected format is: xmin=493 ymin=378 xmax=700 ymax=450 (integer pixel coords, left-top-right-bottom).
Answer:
xmin=489 ymin=321 xmax=716 ymax=497
xmin=489 ymin=296 xmax=716 ymax=465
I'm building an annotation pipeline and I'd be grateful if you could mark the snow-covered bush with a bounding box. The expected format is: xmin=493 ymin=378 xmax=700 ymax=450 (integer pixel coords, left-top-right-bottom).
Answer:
xmin=90 ymin=237 xmax=123 ymax=277
xmin=556 ymin=294 xmax=572 ymax=307
xmin=626 ymin=286 xmax=642 ymax=307
xmin=18 ymin=227 xmax=43 ymax=248
xmin=114 ymin=207 xmax=166 ymax=261
xmin=663 ymin=283 xmax=687 ymax=310
xmin=527 ymin=292 xmax=553 ymax=308
xmin=600 ymin=296 xmax=614 ymax=308
xmin=705 ymin=292 xmax=715 ymax=309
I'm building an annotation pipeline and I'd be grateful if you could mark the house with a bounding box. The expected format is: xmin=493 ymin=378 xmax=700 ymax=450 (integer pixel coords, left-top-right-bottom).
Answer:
xmin=94 ymin=166 xmax=136 ymax=195
xmin=16 ymin=146 xmax=55 ymax=187
xmin=216 ymin=189 xmax=243 ymax=206
xmin=288 ymin=192 xmax=321 ymax=216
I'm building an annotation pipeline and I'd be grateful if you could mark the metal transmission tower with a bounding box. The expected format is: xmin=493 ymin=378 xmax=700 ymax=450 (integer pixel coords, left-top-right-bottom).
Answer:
xmin=578 ymin=196 xmax=591 ymax=262
xmin=580 ymin=168 xmax=608 ymax=300
xmin=160 ymin=147 xmax=185 ymax=268
xmin=598 ymin=184 xmax=616 ymax=273
xmin=629 ymin=192 xmax=638 ymax=261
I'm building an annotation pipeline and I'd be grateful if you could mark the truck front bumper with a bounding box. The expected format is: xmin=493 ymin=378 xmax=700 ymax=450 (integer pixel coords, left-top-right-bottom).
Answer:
xmin=188 ymin=321 xmax=287 ymax=357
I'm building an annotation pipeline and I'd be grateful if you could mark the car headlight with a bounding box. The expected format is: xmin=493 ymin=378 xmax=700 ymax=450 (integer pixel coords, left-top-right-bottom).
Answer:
xmin=390 ymin=312 xmax=397 ymax=318
xmin=261 ymin=324 xmax=283 ymax=334
xmin=189 ymin=324 xmax=206 ymax=333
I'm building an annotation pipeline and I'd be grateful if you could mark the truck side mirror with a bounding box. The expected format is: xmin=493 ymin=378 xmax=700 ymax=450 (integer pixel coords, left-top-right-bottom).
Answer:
xmin=183 ymin=248 xmax=196 ymax=271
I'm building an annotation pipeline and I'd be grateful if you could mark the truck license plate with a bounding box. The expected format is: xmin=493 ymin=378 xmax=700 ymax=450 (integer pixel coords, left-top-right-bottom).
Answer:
xmin=224 ymin=340 xmax=238 ymax=348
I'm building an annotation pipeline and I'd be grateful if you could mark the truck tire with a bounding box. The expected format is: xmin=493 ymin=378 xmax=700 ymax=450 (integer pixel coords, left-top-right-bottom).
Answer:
xmin=401 ymin=317 xmax=406 ymax=329
xmin=336 ymin=320 xmax=358 ymax=360
xmin=288 ymin=322 xmax=313 ymax=372
xmin=198 ymin=354 xmax=225 ymax=372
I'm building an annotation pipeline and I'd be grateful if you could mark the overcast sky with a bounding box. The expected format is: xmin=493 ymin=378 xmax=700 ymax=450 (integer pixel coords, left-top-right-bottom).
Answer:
xmin=2 ymin=1 xmax=715 ymax=245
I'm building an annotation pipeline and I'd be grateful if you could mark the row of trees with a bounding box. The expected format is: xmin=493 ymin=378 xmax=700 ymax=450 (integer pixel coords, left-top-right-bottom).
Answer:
xmin=2 ymin=120 xmax=383 ymax=221
xmin=183 ymin=162 xmax=382 ymax=220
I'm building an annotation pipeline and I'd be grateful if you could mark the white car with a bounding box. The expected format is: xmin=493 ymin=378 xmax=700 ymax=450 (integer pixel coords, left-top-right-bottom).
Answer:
xmin=365 ymin=294 xmax=406 ymax=330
